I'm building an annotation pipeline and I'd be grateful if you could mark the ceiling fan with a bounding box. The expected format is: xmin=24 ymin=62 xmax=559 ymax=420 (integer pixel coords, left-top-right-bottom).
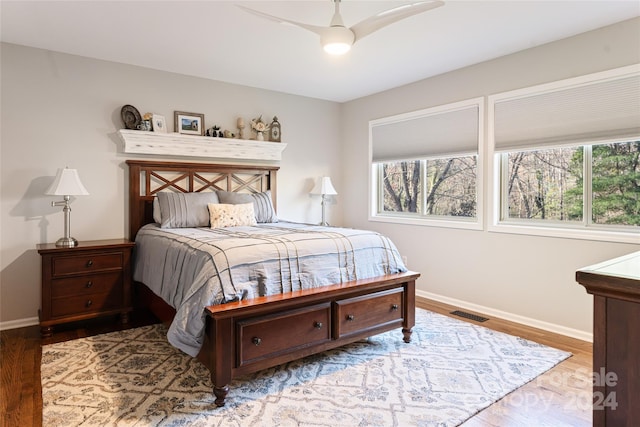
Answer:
xmin=238 ymin=0 xmax=445 ymax=55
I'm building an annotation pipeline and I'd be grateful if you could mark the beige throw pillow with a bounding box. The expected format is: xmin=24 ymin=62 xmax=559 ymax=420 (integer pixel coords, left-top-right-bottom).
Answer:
xmin=208 ymin=203 xmax=257 ymax=228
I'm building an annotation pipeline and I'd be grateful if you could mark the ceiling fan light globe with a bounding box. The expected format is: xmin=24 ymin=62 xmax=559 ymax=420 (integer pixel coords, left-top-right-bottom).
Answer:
xmin=323 ymin=42 xmax=351 ymax=55
xmin=321 ymin=26 xmax=355 ymax=55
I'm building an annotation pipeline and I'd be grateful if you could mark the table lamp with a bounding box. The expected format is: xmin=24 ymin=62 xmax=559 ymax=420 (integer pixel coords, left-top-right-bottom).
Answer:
xmin=45 ymin=167 xmax=89 ymax=247
xmin=310 ymin=176 xmax=337 ymax=226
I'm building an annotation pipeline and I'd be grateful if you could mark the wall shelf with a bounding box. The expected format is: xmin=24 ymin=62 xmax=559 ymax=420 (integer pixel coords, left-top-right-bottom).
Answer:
xmin=118 ymin=129 xmax=287 ymax=162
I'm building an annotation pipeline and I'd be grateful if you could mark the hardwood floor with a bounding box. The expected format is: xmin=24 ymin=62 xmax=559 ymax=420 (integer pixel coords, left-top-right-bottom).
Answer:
xmin=0 ymin=298 xmax=592 ymax=427
xmin=0 ymin=311 xmax=159 ymax=427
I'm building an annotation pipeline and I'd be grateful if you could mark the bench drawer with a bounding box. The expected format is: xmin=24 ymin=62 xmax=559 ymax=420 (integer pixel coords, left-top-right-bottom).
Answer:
xmin=237 ymin=303 xmax=331 ymax=367
xmin=335 ymin=287 xmax=404 ymax=338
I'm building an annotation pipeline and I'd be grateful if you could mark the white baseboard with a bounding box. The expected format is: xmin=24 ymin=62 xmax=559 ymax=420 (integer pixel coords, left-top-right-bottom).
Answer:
xmin=0 ymin=316 xmax=39 ymax=331
xmin=417 ymin=290 xmax=593 ymax=343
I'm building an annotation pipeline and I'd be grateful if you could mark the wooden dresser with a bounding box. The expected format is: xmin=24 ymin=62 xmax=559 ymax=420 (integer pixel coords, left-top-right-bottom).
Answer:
xmin=576 ymin=251 xmax=640 ymax=427
xmin=37 ymin=239 xmax=135 ymax=337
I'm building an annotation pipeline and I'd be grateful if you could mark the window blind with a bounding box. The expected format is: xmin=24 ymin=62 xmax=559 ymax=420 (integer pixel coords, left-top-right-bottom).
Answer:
xmin=371 ymin=103 xmax=479 ymax=162
xmin=493 ymin=73 xmax=640 ymax=152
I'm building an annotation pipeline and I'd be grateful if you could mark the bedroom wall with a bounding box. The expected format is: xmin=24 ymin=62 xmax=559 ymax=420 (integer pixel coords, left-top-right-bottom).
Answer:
xmin=340 ymin=17 xmax=640 ymax=340
xmin=0 ymin=43 xmax=342 ymax=326
xmin=2 ymin=19 xmax=638 ymax=335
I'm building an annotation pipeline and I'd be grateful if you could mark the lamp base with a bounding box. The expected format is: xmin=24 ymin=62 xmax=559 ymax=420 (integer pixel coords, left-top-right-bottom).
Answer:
xmin=55 ymin=236 xmax=79 ymax=247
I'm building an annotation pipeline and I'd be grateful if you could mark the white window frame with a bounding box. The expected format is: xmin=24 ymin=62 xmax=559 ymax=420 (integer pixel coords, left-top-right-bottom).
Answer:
xmin=488 ymin=65 xmax=640 ymax=244
xmin=369 ymin=97 xmax=484 ymax=231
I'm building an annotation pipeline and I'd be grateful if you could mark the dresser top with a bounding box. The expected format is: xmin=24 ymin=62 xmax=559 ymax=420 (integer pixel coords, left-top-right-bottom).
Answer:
xmin=576 ymin=251 xmax=640 ymax=301
xmin=578 ymin=251 xmax=640 ymax=282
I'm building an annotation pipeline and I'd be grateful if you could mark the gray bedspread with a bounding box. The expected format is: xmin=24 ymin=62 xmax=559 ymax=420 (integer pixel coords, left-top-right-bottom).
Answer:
xmin=133 ymin=221 xmax=407 ymax=356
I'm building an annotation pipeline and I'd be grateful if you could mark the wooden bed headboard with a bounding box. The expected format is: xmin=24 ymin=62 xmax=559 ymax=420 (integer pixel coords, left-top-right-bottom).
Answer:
xmin=126 ymin=160 xmax=279 ymax=239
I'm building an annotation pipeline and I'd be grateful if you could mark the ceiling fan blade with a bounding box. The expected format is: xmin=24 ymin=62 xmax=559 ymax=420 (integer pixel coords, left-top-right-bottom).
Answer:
xmin=350 ymin=0 xmax=444 ymax=42
xmin=237 ymin=5 xmax=326 ymax=37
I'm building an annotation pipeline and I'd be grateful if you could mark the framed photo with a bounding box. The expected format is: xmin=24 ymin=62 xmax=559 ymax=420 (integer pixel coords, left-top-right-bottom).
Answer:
xmin=152 ymin=114 xmax=167 ymax=133
xmin=174 ymin=111 xmax=204 ymax=136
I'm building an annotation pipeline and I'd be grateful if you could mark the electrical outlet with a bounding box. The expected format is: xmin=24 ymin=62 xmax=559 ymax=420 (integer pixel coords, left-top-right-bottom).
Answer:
xmin=402 ymin=255 xmax=408 ymax=266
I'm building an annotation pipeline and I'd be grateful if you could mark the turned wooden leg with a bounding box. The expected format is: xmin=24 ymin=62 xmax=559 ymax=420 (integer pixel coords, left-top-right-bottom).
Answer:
xmin=213 ymin=385 xmax=229 ymax=407
xmin=402 ymin=327 xmax=412 ymax=343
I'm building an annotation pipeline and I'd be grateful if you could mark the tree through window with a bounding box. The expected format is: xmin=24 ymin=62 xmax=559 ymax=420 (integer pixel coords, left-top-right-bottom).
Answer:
xmin=502 ymin=141 xmax=639 ymax=227
xmin=380 ymin=155 xmax=477 ymax=218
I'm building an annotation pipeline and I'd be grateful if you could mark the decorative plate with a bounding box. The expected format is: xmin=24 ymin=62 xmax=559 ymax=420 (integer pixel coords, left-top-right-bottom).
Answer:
xmin=121 ymin=105 xmax=142 ymax=129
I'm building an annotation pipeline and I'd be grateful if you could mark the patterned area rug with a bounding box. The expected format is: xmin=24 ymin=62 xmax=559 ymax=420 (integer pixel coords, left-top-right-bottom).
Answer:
xmin=41 ymin=309 xmax=570 ymax=426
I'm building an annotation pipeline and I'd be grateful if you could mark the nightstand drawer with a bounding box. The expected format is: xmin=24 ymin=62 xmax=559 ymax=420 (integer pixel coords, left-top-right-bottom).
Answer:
xmin=237 ymin=303 xmax=331 ymax=367
xmin=335 ymin=288 xmax=404 ymax=338
xmin=51 ymin=291 xmax=122 ymax=318
xmin=52 ymin=252 xmax=123 ymax=276
xmin=51 ymin=272 xmax=122 ymax=298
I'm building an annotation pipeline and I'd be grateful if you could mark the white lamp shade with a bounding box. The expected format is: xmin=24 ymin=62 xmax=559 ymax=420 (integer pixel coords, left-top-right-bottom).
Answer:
xmin=310 ymin=176 xmax=337 ymax=196
xmin=45 ymin=168 xmax=89 ymax=196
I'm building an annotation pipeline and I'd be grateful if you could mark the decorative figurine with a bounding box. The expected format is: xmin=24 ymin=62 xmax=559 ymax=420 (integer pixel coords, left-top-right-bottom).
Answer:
xmin=237 ymin=117 xmax=246 ymax=139
xmin=206 ymin=125 xmax=223 ymax=137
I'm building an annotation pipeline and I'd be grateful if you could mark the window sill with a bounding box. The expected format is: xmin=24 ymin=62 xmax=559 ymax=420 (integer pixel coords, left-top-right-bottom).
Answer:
xmin=369 ymin=214 xmax=483 ymax=231
xmin=488 ymin=222 xmax=640 ymax=244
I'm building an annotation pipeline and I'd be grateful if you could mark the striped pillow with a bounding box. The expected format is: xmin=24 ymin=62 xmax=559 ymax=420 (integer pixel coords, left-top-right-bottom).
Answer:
xmin=216 ymin=190 xmax=278 ymax=223
xmin=252 ymin=191 xmax=278 ymax=223
xmin=157 ymin=191 xmax=219 ymax=228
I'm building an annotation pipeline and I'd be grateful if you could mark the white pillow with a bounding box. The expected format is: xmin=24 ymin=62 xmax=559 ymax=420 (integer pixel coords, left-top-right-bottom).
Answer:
xmin=208 ymin=203 xmax=257 ymax=229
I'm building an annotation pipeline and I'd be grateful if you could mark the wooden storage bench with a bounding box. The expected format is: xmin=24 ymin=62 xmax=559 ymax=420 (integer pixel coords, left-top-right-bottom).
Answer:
xmin=200 ymin=271 xmax=419 ymax=406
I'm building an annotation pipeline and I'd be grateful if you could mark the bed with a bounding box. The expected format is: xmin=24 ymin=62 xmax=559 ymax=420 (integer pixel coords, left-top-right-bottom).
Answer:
xmin=127 ymin=159 xmax=420 ymax=406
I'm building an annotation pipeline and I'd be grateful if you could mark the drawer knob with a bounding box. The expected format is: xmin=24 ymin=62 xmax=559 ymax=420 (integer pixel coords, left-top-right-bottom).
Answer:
xmin=391 ymin=304 xmax=399 ymax=311
xmin=346 ymin=314 xmax=355 ymax=321
xmin=252 ymin=337 xmax=262 ymax=346
xmin=86 ymin=281 xmax=93 ymax=288
xmin=85 ymin=300 xmax=93 ymax=308
xmin=314 ymin=321 xmax=323 ymax=329
xmin=86 ymin=260 xmax=94 ymax=268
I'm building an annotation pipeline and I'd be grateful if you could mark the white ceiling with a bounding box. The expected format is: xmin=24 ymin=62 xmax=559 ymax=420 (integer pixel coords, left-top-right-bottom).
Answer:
xmin=1 ymin=1 xmax=639 ymax=103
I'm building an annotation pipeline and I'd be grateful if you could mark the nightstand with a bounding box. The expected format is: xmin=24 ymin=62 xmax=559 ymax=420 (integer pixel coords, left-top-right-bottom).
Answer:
xmin=37 ymin=238 xmax=135 ymax=337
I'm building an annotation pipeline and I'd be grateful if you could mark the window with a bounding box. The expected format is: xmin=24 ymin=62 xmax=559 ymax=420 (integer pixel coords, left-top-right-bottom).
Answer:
xmin=503 ymin=146 xmax=582 ymax=223
xmin=591 ymin=142 xmax=640 ymax=226
xmin=380 ymin=156 xmax=477 ymax=217
xmin=490 ymin=65 xmax=640 ymax=242
xmin=501 ymin=141 xmax=639 ymax=228
xmin=370 ymin=98 xmax=483 ymax=229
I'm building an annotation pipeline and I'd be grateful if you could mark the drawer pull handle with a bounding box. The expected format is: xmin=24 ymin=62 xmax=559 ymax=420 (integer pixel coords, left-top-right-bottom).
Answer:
xmin=346 ymin=314 xmax=355 ymax=321
xmin=314 ymin=321 xmax=323 ymax=329
xmin=252 ymin=337 xmax=262 ymax=346
xmin=86 ymin=260 xmax=94 ymax=267
xmin=391 ymin=304 xmax=399 ymax=311
xmin=85 ymin=300 xmax=93 ymax=308
xmin=86 ymin=281 xmax=93 ymax=288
